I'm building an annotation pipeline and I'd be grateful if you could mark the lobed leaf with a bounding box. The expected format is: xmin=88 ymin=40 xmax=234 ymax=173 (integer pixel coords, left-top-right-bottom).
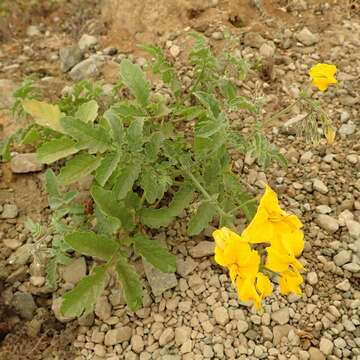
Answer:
xmin=64 ymin=231 xmax=119 ymax=260
xmin=22 ymin=99 xmax=63 ymax=133
xmin=113 ymin=163 xmax=141 ymax=200
xmin=115 ymin=256 xmax=143 ymax=311
xmin=61 ymin=116 xmax=110 ymax=153
xmin=95 ymin=151 xmax=121 ymax=187
xmin=37 ymin=137 xmax=79 ymax=164
xmin=133 ymin=233 xmax=176 ymax=273
xmin=75 ymin=100 xmax=99 ymax=123
xmin=57 ymin=153 xmax=102 ymax=186
xmin=61 ymin=266 xmax=109 ymax=317
xmin=120 ymin=59 xmax=150 ymax=106
xmin=187 ymin=202 xmax=217 ymax=236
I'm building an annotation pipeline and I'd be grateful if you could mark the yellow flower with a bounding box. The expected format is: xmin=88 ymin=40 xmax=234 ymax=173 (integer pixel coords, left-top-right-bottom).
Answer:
xmin=213 ymin=227 xmax=272 ymax=308
xmin=309 ymin=63 xmax=337 ymax=92
xmin=241 ymin=185 xmax=303 ymax=246
xmin=279 ymin=269 xmax=303 ymax=295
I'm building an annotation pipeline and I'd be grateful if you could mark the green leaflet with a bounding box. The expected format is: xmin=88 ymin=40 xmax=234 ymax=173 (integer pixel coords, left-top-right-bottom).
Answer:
xmin=115 ymin=256 xmax=143 ymax=311
xmin=141 ymin=184 xmax=194 ymax=228
xmin=127 ymin=118 xmax=144 ymax=152
xmin=22 ymin=99 xmax=64 ymax=133
xmin=120 ymin=59 xmax=150 ymax=106
xmin=91 ymin=185 xmax=134 ymax=231
xmin=37 ymin=137 xmax=79 ymax=164
xmin=61 ymin=266 xmax=109 ymax=317
xmin=95 ymin=152 xmax=121 ymax=187
xmin=103 ymin=109 xmax=124 ymax=146
xmin=187 ymin=202 xmax=217 ymax=236
xmin=61 ymin=116 xmax=110 ymax=154
xmin=64 ymin=231 xmax=119 ymax=260
xmin=133 ymin=233 xmax=176 ymax=273
xmin=113 ymin=163 xmax=141 ymax=200
xmin=75 ymin=100 xmax=99 ymax=123
xmin=140 ymin=170 xmax=172 ymax=204
xmin=57 ymin=153 xmax=102 ymax=186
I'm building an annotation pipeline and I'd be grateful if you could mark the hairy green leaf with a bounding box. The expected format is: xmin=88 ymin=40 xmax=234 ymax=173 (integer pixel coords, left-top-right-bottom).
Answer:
xmin=91 ymin=185 xmax=134 ymax=231
xmin=194 ymin=91 xmax=221 ymax=118
xmin=75 ymin=99 xmax=99 ymax=123
xmin=64 ymin=231 xmax=119 ymax=260
xmin=120 ymin=59 xmax=150 ymax=106
xmin=127 ymin=118 xmax=144 ymax=152
xmin=140 ymin=170 xmax=171 ymax=204
xmin=116 ymin=256 xmax=143 ymax=311
xmin=61 ymin=266 xmax=109 ymax=317
xmin=22 ymin=99 xmax=63 ymax=133
xmin=95 ymin=152 xmax=121 ymax=187
xmin=61 ymin=116 xmax=110 ymax=153
xmin=103 ymin=109 xmax=124 ymax=146
xmin=37 ymin=137 xmax=79 ymax=164
xmin=113 ymin=163 xmax=141 ymax=200
xmin=57 ymin=153 xmax=102 ymax=186
xmin=133 ymin=234 xmax=176 ymax=273
xmin=187 ymin=202 xmax=217 ymax=236
xmin=141 ymin=184 xmax=194 ymax=228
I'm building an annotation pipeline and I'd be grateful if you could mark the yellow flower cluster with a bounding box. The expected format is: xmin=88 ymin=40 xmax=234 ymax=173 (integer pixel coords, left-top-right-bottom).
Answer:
xmin=213 ymin=185 xmax=304 ymax=309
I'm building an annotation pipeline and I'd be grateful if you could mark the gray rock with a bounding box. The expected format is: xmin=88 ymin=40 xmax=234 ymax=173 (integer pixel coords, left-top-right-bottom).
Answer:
xmin=300 ymin=151 xmax=313 ymax=163
xmin=144 ymin=261 xmax=177 ymax=297
xmin=11 ymin=292 xmax=36 ymax=320
xmin=52 ymin=297 xmax=75 ymax=322
xmin=237 ymin=320 xmax=249 ymax=333
xmin=59 ymin=44 xmax=83 ymax=72
xmin=8 ymin=244 xmax=32 ymax=266
xmin=339 ymin=121 xmax=356 ymax=136
xmin=78 ymin=34 xmax=97 ymax=51
xmin=296 ymin=27 xmax=318 ymax=46
xmin=243 ymin=32 xmax=265 ymax=48
xmin=320 ymin=337 xmax=333 ymax=355
xmin=95 ymin=296 xmax=112 ymax=321
xmin=10 ymin=153 xmax=44 ymax=173
xmin=342 ymin=263 xmax=360 ymax=272
xmin=175 ymin=326 xmax=191 ymax=346
xmin=131 ymin=334 xmax=144 ymax=354
xmin=169 ymin=45 xmax=181 ymax=57
xmin=346 ymin=220 xmax=360 ymax=239
xmin=104 ymin=326 xmax=132 ymax=346
xmin=1 ymin=204 xmax=18 ymax=219
xmin=312 ymin=179 xmax=328 ymax=194
xmin=189 ymin=241 xmax=214 ymax=258
xmin=316 ymin=205 xmax=331 ymax=214
xmin=69 ymin=55 xmax=104 ymax=81
xmin=338 ymin=210 xmax=354 ymax=226
xmin=26 ymin=25 xmax=41 ymax=37
xmin=273 ymin=325 xmax=293 ymax=345
xmin=159 ymin=328 xmax=174 ymax=346
xmin=213 ymin=306 xmax=229 ymax=325
xmin=333 ymin=250 xmax=352 ymax=266
xmin=61 ymin=257 xmax=87 ymax=284
xmin=271 ymin=308 xmax=289 ymax=325
xmin=308 ymin=347 xmax=325 ymax=360
xmin=346 ymin=154 xmax=358 ymax=164
xmin=259 ymin=43 xmax=275 ymax=58
xmin=176 ymin=257 xmax=197 ymax=277
xmin=336 ymin=279 xmax=351 ymax=291
xmin=307 ymin=271 xmax=318 ymax=285
xmin=316 ymin=215 xmax=339 ymax=233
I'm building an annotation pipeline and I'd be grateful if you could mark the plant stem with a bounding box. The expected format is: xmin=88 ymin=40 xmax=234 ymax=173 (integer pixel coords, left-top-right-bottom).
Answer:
xmin=184 ymin=169 xmax=229 ymax=220
xmin=263 ymin=98 xmax=301 ymax=127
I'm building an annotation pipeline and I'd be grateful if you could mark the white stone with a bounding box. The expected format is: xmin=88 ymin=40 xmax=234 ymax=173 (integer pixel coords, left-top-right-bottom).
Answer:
xmin=312 ymin=179 xmax=328 ymax=194
xmin=346 ymin=220 xmax=360 ymax=239
xmin=316 ymin=215 xmax=339 ymax=233
xmin=271 ymin=308 xmax=290 ymax=325
xmin=333 ymin=250 xmax=352 ymax=266
xmin=104 ymin=327 xmax=132 ymax=346
xmin=336 ymin=279 xmax=351 ymax=291
xmin=169 ymin=45 xmax=180 ymax=57
xmin=159 ymin=328 xmax=174 ymax=346
xmin=78 ymin=34 xmax=98 ymax=51
xmin=189 ymin=241 xmax=214 ymax=258
xmin=320 ymin=337 xmax=333 ymax=355
xmin=237 ymin=320 xmax=249 ymax=333
xmin=213 ymin=306 xmax=229 ymax=325
xmin=307 ymin=272 xmax=318 ymax=285
xmin=61 ymin=257 xmax=87 ymax=284
xmin=131 ymin=334 xmax=144 ymax=354
xmin=296 ymin=27 xmax=318 ymax=45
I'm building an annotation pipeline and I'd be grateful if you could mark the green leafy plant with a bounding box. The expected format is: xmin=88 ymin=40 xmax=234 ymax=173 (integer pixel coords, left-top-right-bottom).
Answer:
xmin=5 ymin=33 xmax=289 ymax=317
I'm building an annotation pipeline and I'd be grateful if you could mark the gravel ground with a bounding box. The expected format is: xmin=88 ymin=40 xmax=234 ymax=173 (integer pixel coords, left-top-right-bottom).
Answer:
xmin=0 ymin=1 xmax=360 ymax=359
